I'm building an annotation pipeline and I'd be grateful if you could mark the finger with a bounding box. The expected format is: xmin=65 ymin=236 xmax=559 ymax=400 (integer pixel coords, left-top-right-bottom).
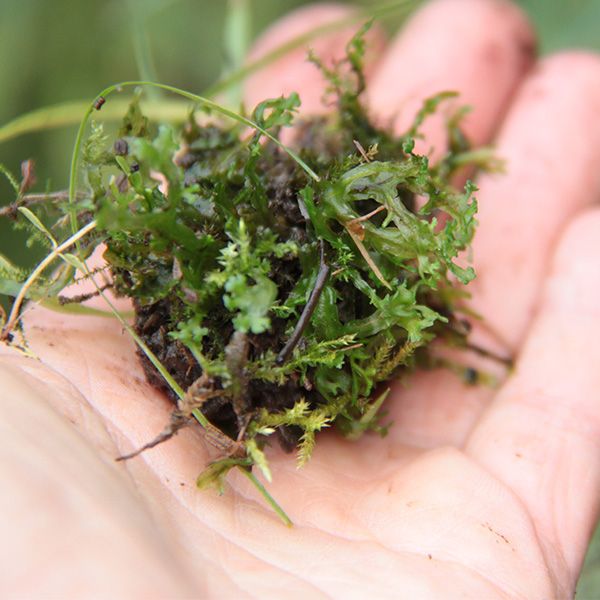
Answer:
xmin=243 ymin=3 xmax=386 ymax=114
xmin=389 ymin=54 xmax=600 ymax=450
xmin=469 ymin=52 xmax=600 ymax=350
xmin=367 ymin=0 xmax=535 ymax=157
xmin=383 ymin=53 xmax=600 ymax=450
xmin=466 ymin=208 xmax=600 ymax=591
xmin=365 ymin=0 xmax=535 ymax=448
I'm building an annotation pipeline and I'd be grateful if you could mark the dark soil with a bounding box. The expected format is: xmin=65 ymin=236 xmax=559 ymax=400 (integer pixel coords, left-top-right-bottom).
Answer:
xmin=133 ymin=146 xmax=324 ymax=451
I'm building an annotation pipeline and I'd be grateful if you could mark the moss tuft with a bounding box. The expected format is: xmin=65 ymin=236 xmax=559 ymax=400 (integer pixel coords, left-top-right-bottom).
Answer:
xmin=0 ymin=27 xmax=483 ymax=507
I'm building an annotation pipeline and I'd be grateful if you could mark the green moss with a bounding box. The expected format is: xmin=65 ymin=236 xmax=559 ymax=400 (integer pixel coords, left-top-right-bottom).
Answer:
xmin=0 ymin=27 xmax=482 ymax=515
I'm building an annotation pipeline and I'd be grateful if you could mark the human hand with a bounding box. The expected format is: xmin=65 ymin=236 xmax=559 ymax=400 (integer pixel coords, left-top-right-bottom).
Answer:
xmin=2 ymin=1 xmax=600 ymax=597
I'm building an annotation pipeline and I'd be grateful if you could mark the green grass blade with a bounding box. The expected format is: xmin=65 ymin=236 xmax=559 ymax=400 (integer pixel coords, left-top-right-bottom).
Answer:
xmin=0 ymin=99 xmax=190 ymax=145
xmin=241 ymin=469 xmax=293 ymax=527
xmin=17 ymin=207 xmax=57 ymax=248
xmin=127 ymin=0 xmax=160 ymax=98
xmin=0 ymin=219 xmax=97 ymax=339
xmin=223 ymin=0 xmax=252 ymax=106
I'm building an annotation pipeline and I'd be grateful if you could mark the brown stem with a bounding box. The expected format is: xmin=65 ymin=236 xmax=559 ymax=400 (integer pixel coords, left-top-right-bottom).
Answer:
xmin=115 ymin=412 xmax=191 ymax=461
xmin=0 ymin=190 xmax=84 ymax=218
xmin=276 ymin=240 xmax=330 ymax=365
xmin=58 ymin=283 xmax=113 ymax=305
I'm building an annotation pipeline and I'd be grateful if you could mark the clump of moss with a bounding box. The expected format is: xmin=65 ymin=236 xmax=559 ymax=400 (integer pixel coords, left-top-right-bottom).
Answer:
xmin=0 ymin=27 xmax=482 ymax=504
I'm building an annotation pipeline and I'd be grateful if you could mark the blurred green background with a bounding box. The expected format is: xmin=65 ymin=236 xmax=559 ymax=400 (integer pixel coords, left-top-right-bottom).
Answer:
xmin=1 ymin=0 xmax=600 ymax=594
xmin=1 ymin=0 xmax=600 ymax=266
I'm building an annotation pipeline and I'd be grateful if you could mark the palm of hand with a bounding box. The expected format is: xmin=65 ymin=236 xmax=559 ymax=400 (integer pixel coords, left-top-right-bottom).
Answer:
xmin=3 ymin=1 xmax=600 ymax=598
xmin=0 ymin=325 xmax=559 ymax=599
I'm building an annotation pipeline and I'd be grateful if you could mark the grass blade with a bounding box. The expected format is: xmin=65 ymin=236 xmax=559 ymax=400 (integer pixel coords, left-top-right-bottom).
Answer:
xmin=17 ymin=207 xmax=57 ymax=248
xmin=241 ymin=469 xmax=293 ymax=527
xmin=0 ymin=99 xmax=190 ymax=145
xmin=223 ymin=0 xmax=252 ymax=106
xmin=0 ymin=219 xmax=97 ymax=339
xmin=127 ymin=0 xmax=160 ymax=99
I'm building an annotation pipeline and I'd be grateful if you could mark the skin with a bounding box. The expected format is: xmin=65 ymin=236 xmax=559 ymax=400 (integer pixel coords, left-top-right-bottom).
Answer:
xmin=2 ymin=0 xmax=600 ymax=597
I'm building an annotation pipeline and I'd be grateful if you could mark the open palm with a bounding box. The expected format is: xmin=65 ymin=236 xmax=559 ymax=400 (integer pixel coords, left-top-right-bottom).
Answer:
xmin=3 ymin=1 xmax=600 ymax=598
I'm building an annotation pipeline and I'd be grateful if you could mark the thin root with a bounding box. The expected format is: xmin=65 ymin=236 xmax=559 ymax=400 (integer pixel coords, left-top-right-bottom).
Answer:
xmin=116 ymin=411 xmax=191 ymax=461
xmin=116 ymin=375 xmax=248 ymax=462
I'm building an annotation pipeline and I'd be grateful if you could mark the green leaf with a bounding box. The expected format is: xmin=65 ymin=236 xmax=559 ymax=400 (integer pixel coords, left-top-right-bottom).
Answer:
xmin=17 ymin=207 xmax=57 ymax=248
xmin=224 ymin=274 xmax=277 ymax=334
xmin=196 ymin=458 xmax=252 ymax=495
xmin=59 ymin=253 xmax=88 ymax=272
xmin=407 ymin=91 xmax=458 ymax=139
xmin=343 ymin=388 xmax=391 ymax=441
xmin=252 ymin=92 xmax=301 ymax=131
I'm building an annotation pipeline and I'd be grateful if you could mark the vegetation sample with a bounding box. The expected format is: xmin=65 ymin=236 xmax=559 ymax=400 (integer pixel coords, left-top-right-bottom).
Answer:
xmin=0 ymin=28 xmax=484 ymax=520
